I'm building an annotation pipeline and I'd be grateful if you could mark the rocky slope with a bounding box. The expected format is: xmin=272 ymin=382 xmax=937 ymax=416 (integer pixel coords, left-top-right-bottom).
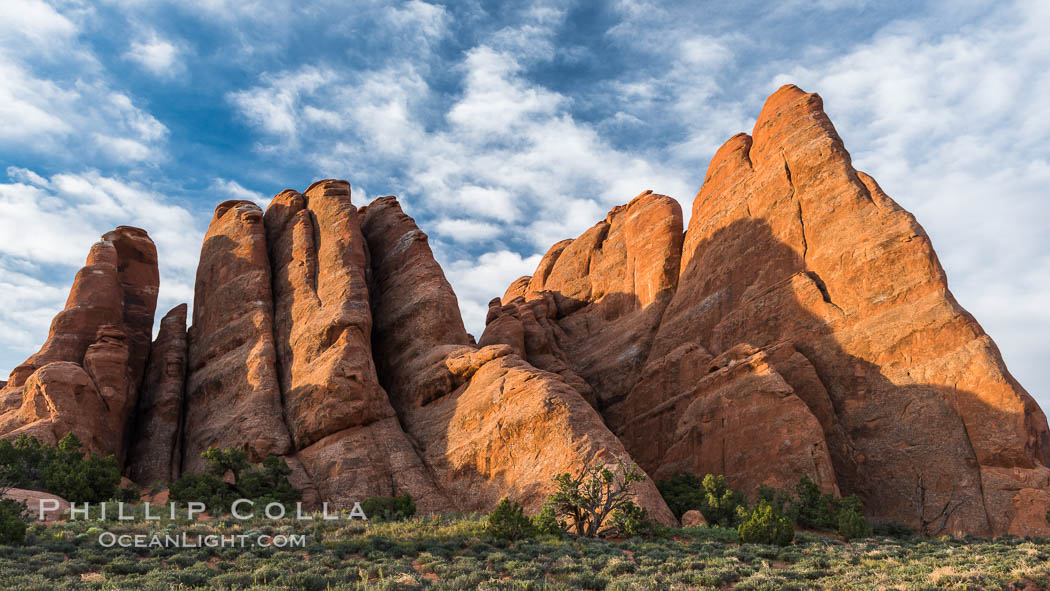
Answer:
xmin=0 ymin=85 xmax=1046 ymax=536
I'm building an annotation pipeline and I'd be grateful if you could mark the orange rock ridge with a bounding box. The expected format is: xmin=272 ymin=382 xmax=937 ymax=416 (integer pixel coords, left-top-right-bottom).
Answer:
xmin=0 ymin=85 xmax=1045 ymax=536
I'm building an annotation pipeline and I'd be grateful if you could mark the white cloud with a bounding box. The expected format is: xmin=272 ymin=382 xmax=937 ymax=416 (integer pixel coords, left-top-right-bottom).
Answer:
xmin=0 ymin=168 xmax=204 ymax=376
xmin=432 ymin=218 xmax=503 ymax=243
xmin=443 ymin=250 xmax=543 ymax=337
xmin=125 ymin=33 xmax=183 ymax=77
xmin=227 ymin=67 xmax=333 ymax=141
xmin=227 ymin=33 xmax=697 ymax=332
xmin=211 ymin=178 xmax=272 ymax=208
xmin=0 ymin=1 xmax=168 ymax=164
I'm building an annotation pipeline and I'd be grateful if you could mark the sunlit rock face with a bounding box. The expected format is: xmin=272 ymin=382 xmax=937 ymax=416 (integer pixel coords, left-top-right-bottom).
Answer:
xmin=487 ymin=85 xmax=1050 ymax=537
xmin=2 ymin=85 xmax=1047 ymax=536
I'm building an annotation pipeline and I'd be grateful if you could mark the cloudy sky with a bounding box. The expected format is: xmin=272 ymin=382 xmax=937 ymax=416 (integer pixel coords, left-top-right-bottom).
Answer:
xmin=0 ymin=0 xmax=1047 ymax=407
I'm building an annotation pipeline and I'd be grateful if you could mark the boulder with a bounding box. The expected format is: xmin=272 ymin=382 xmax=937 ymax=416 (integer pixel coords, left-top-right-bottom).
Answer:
xmin=681 ymin=510 xmax=707 ymax=527
xmin=4 ymin=488 xmax=70 ymax=522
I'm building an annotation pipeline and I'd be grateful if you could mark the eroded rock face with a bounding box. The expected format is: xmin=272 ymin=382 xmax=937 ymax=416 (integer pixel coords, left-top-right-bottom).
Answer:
xmin=4 ymin=84 xmax=1047 ymax=537
xmin=129 ymin=305 xmax=188 ymax=485
xmin=0 ymin=229 xmax=158 ymax=462
xmin=264 ymin=181 xmax=447 ymax=509
xmin=499 ymin=84 xmax=1050 ymax=536
xmin=482 ymin=192 xmax=683 ymax=417
xmin=653 ymin=84 xmax=1047 ymax=536
xmin=183 ymin=200 xmax=292 ymax=473
xmin=360 ymin=196 xmax=473 ymax=410
xmin=361 ymin=199 xmax=676 ymax=524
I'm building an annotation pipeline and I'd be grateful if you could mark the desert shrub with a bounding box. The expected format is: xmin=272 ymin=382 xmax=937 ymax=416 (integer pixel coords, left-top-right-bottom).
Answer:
xmin=114 ymin=485 xmax=140 ymax=503
xmin=737 ymin=500 xmax=794 ymax=546
xmin=0 ymin=499 xmax=27 ymax=545
xmin=610 ymin=500 xmax=655 ymax=538
xmin=169 ymin=448 xmax=300 ymax=516
xmin=547 ymin=457 xmax=646 ymax=537
xmin=361 ymin=493 xmax=416 ymax=521
xmin=872 ymin=521 xmax=916 ymax=538
xmin=656 ymin=473 xmax=748 ymax=527
xmin=656 ymin=472 xmax=705 ymax=519
xmin=755 ymin=484 xmax=798 ymax=522
xmin=0 ymin=433 xmax=121 ymax=503
xmin=789 ymin=475 xmax=871 ymax=537
xmin=838 ymin=508 xmax=873 ymax=540
xmin=699 ymin=475 xmax=749 ymax=527
xmin=0 ymin=435 xmax=47 ymax=490
xmin=531 ymin=502 xmax=564 ymax=537
xmin=791 ymin=475 xmax=838 ymax=530
xmin=169 ymin=472 xmax=234 ymax=513
xmin=487 ymin=498 xmax=535 ymax=540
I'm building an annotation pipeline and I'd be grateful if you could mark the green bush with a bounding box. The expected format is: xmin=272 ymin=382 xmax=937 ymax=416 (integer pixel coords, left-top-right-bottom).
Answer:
xmin=838 ymin=508 xmax=873 ymax=540
xmin=547 ymin=457 xmax=646 ymax=537
xmin=737 ymin=500 xmax=794 ymax=546
xmin=0 ymin=499 xmax=27 ymax=546
xmin=756 ymin=484 xmax=798 ymax=522
xmin=872 ymin=521 xmax=916 ymax=538
xmin=655 ymin=472 xmax=704 ymax=519
xmin=610 ymin=500 xmax=654 ymax=538
xmin=487 ymin=498 xmax=535 ymax=540
xmin=0 ymin=433 xmax=121 ymax=503
xmin=699 ymin=474 xmax=749 ymax=527
xmin=169 ymin=448 xmax=300 ymax=516
xmin=531 ymin=502 xmax=564 ymax=537
xmin=361 ymin=493 xmax=416 ymax=521
xmin=656 ymin=473 xmax=748 ymax=527
xmin=790 ymin=475 xmax=837 ymax=530
xmin=789 ymin=475 xmax=870 ymax=536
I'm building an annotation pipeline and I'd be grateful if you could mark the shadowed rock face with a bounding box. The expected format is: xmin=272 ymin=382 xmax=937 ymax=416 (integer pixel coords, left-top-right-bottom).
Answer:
xmin=491 ymin=84 xmax=1050 ymax=537
xmin=1 ymin=85 xmax=1046 ymax=536
xmin=128 ymin=304 xmax=188 ymax=485
xmin=263 ymin=181 xmax=448 ymax=511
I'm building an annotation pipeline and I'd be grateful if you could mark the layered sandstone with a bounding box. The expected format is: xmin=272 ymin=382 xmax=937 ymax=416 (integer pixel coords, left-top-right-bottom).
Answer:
xmin=362 ymin=197 xmax=676 ymax=524
xmin=263 ymin=181 xmax=447 ymax=510
xmin=1 ymin=84 xmax=1046 ymax=537
xmin=496 ymin=84 xmax=1050 ymax=536
xmin=0 ymin=229 xmax=158 ymax=462
xmin=482 ymin=191 xmax=683 ymax=418
xmin=183 ymin=200 xmax=292 ymax=473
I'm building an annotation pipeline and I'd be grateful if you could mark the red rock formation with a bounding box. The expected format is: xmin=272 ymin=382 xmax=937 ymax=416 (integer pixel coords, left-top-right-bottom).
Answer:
xmin=128 ymin=304 xmax=188 ymax=485
xmin=651 ymin=84 xmax=1048 ymax=535
xmin=264 ymin=181 xmax=447 ymax=510
xmin=482 ymin=192 xmax=683 ymax=417
xmin=361 ymin=198 xmax=676 ymax=524
xmin=103 ymin=227 xmax=160 ymax=391
xmin=499 ymin=84 xmax=1050 ymax=536
xmin=0 ymin=229 xmax=157 ymax=461
xmin=183 ymin=200 xmax=291 ymax=473
xmin=4 ymin=84 xmax=1047 ymax=537
xmin=263 ymin=181 xmax=390 ymax=448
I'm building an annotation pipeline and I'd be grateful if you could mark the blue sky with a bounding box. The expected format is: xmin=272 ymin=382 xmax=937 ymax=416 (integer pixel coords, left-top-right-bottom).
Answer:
xmin=1 ymin=0 xmax=1047 ymax=408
